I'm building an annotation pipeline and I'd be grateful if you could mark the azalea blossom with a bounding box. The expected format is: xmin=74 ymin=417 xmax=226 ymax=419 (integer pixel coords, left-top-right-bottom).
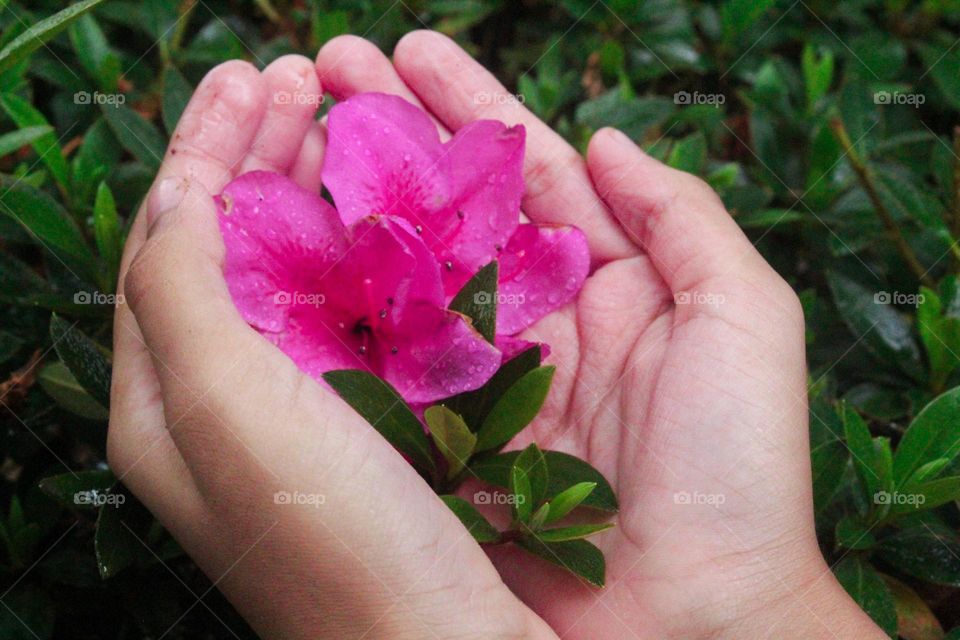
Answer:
xmin=322 ymin=92 xmax=590 ymax=337
xmin=216 ymin=171 xmax=501 ymax=403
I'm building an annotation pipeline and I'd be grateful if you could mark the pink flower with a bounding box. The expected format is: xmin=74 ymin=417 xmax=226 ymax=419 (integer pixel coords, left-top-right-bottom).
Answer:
xmin=322 ymin=92 xmax=590 ymax=336
xmin=216 ymin=171 xmax=501 ymax=403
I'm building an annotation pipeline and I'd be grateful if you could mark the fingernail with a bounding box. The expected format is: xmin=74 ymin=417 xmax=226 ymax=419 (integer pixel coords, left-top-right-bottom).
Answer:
xmin=147 ymin=178 xmax=186 ymax=229
xmin=604 ymin=127 xmax=633 ymax=147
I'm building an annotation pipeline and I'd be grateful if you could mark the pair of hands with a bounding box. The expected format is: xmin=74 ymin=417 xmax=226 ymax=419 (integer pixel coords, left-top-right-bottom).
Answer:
xmin=107 ymin=30 xmax=884 ymax=639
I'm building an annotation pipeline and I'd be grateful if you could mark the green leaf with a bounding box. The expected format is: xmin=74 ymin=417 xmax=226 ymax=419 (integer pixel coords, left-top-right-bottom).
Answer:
xmin=72 ymin=118 xmax=120 ymax=205
xmin=543 ymin=482 xmax=597 ymax=525
xmin=735 ymin=207 xmax=803 ymax=228
xmin=38 ymin=469 xmax=116 ymax=506
xmin=889 ymin=476 xmax=960 ymax=516
xmin=843 ymin=402 xmax=878 ymax=499
xmin=444 ymin=344 xmax=541 ymax=429
xmin=449 ymin=261 xmax=498 ymax=343
xmin=835 ymin=514 xmax=876 ymax=550
xmin=919 ymin=41 xmax=960 ymax=111
xmin=512 ymin=443 xmax=548 ymax=510
xmin=917 ymin=287 xmax=960 ymax=390
xmin=812 ymin=437 xmax=848 ymax=517
xmin=69 ymin=13 xmax=118 ymax=91
xmin=827 ymin=271 xmax=923 ymax=381
xmin=471 ymin=450 xmax=618 ymax=512
xmin=37 ymin=361 xmax=108 ymax=420
xmin=94 ymin=493 xmax=138 ymax=579
xmin=802 ymin=44 xmax=834 ymax=110
xmin=0 ymin=93 xmax=70 ymax=191
xmin=161 ymin=66 xmax=192 ymax=135
xmin=893 ymin=387 xmax=960 ymax=487
xmin=0 ymin=125 xmax=52 ymax=157
xmin=102 ymin=103 xmax=166 ymax=170
xmin=720 ymin=0 xmax=775 ymax=43
xmin=536 ymin=523 xmax=614 ymax=542
xmin=529 ymin=503 xmax=551 ymax=530
xmin=475 ymin=366 xmax=555 ymax=452
xmin=0 ymin=175 xmax=94 ymax=266
xmin=440 ymin=495 xmax=500 ymax=543
xmin=575 ymin=91 xmax=674 ymax=140
xmin=49 ymin=314 xmax=112 ymax=408
xmin=93 ymin=182 xmax=121 ymax=287
xmin=322 ymin=369 xmax=436 ymax=479
xmin=877 ymin=526 xmax=960 ymax=587
xmin=667 ymin=132 xmax=706 ymax=175
xmin=510 ymin=464 xmax=533 ymax=522
xmin=0 ymin=0 xmax=109 ymax=74
xmin=833 ymin=556 xmax=897 ymax=637
xmin=424 ymin=405 xmax=476 ymax=480
xmin=516 ymin=536 xmax=605 ymax=587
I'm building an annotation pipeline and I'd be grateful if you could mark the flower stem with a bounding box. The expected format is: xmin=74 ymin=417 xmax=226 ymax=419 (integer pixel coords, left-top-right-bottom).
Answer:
xmin=830 ymin=117 xmax=935 ymax=288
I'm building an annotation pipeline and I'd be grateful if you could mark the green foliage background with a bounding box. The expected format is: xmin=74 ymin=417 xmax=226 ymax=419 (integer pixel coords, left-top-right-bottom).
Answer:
xmin=1 ymin=0 xmax=960 ymax=637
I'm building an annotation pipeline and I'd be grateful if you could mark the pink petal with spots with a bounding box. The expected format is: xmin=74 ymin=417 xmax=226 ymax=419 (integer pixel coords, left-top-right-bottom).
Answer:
xmin=216 ymin=170 xmax=347 ymax=334
xmin=322 ymin=92 xmax=451 ymax=227
xmin=218 ymin=171 xmax=501 ymax=403
xmin=497 ymin=223 xmax=590 ymax=334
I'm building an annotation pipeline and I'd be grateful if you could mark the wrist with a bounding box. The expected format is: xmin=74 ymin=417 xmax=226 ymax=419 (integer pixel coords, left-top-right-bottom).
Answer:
xmin=719 ymin=558 xmax=888 ymax=640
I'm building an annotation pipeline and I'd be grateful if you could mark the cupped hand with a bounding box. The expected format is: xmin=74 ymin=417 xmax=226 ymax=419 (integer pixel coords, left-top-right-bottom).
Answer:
xmin=108 ymin=33 xmax=886 ymax=640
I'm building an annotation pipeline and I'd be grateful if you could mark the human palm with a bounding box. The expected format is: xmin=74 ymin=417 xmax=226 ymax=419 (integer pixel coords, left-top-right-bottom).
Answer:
xmin=109 ymin=29 xmax=883 ymax=640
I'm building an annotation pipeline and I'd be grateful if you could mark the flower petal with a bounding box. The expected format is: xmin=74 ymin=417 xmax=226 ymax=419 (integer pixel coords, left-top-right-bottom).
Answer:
xmin=497 ymin=223 xmax=590 ymax=334
xmin=323 ymin=92 xmax=451 ymax=226
xmin=217 ymin=170 xmax=348 ymax=334
xmin=439 ymin=121 xmax=525 ymax=294
xmin=381 ymin=310 xmax=502 ymax=403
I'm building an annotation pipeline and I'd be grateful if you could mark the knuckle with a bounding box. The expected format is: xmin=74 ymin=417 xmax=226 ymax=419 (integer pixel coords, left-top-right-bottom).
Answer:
xmin=524 ymin=150 xmax=584 ymax=204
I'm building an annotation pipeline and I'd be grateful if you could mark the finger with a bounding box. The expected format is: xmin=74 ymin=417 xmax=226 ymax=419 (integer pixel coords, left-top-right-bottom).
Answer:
xmin=108 ymin=209 xmax=205 ymax=523
xmin=587 ymin=127 xmax=782 ymax=299
xmin=109 ymin=59 xmax=268 ymax=517
xmin=289 ymin=119 xmax=326 ymax=192
xmin=239 ymin=55 xmax=321 ymax=174
xmin=315 ymin=34 xmax=449 ymax=134
xmin=393 ymin=30 xmax=636 ymax=262
xmin=163 ymin=59 xmax=267 ymax=191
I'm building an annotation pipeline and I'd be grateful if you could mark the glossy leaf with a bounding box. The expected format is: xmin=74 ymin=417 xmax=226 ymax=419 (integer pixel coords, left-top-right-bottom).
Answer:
xmin=475 ymin=366 xmax=555 ymax=452
xmin=49 ymin=314 xmax=112 ymax=408
xmin=833 ymin=556 xmax=897 ymax=637
xmin=517 ymin=536 xmax=605 ymax=587
xmin=424 ymin=405 xmax=476 ymax=480
xmin=449 ymin=261 xmax=498 ymax=343
xmin=472 ymin=450 xmax=618 ymax=512
xmin=0 ymin=0 xmax=108 ymax=74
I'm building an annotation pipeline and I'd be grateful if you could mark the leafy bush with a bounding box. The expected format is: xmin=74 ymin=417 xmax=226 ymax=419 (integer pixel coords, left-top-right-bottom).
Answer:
xmin=1 ymin=0 xmax=960 ymax=637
